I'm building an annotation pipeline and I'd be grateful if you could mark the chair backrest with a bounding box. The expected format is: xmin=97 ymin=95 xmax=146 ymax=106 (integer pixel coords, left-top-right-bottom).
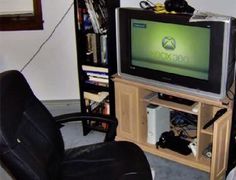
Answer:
xmin=0 ymin=70 xmax=65 ymax=180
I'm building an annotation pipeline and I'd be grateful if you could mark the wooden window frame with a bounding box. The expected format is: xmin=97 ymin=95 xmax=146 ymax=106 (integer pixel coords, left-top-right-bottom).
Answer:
xmin=0 ymin=0 xmax=43 ymax=31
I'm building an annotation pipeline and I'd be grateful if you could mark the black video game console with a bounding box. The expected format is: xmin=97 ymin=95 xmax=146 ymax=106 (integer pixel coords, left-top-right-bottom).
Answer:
xmin=158 ymin=93 xmax=195 ymax=106
xmin=156 ymin=131 xmax=192 ymax=155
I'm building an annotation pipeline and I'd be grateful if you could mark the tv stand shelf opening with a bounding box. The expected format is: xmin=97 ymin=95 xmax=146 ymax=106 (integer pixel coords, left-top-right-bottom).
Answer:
xmin=113 ymin=75 xmax=233 ymax=180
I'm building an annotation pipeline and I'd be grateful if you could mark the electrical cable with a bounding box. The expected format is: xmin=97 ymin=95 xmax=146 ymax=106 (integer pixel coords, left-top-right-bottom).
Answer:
xmin=139 ymin=0 xmax=195 ymax=14
xmin=139 ymin=0 xmax=176 ymax=14
xmin=227 ymin=89 xmax=234 ymax=100
xmin=20 ymin=2 xmax=74 ymax=72
xmin=170 ymin=111 xmax=197 ymax=139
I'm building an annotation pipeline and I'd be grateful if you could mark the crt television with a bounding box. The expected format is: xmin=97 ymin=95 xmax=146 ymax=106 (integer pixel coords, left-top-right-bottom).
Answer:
xmin=116 ymin=8 xmax=236 ymax=100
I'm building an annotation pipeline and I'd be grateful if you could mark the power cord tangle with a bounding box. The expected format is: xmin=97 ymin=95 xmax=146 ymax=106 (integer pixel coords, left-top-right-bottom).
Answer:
xmin=139 ymin=0 xmax=195 ymax=14
xmin=170 ymin=111 xmax=197 ymax=139
xmin=139 ymin=0 xmax=176 ymax=14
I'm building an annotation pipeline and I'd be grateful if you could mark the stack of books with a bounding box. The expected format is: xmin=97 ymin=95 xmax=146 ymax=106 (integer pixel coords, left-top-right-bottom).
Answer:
xmin=84 ymin=91 xmax=109 ymax=102
xmin=84 ymin=91 xmax=109 ymax=114
xmin=82 ymin=65 xmax=109 ymax=87
xmin=84 ymin=0 xmax=108 ymax=34
xmin=85 ymin=33 xmax=107 ymax=65
xmin=76 ymin=0 xmax=108 ymax=65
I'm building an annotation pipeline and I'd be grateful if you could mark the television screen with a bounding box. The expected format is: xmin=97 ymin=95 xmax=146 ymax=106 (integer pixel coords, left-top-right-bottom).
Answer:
xmin=117 ymin=8 xmax=236 ymax=100
xmin=131 ymin=19 xmax=211 ymax=80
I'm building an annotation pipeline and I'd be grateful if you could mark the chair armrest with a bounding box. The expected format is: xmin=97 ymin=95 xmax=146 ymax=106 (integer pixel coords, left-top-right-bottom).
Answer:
xmin=54 ymin=112 xmax=118 ymax=142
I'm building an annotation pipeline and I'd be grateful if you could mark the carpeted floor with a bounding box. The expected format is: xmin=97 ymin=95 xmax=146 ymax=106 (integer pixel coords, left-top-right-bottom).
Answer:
xmin=60 ymin=121 xmax=209 ymax=180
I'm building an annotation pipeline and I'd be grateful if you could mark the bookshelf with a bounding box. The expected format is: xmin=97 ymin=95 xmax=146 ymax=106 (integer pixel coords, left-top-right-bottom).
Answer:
xmin=74 ymin=0 xmax=120 ymax=135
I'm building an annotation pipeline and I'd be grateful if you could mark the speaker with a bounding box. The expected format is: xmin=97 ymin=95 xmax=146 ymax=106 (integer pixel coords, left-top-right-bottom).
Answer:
xmin=147 ymin=105 xmax=170 ymax=144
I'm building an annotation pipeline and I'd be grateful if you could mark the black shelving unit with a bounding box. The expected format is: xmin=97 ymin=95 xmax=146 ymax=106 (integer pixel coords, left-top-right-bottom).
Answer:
xmin=74 ymin=0 xmax=120 ymax=135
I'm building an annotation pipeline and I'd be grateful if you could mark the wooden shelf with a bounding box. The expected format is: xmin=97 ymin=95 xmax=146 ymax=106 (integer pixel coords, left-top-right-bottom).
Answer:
xmin=201 ymin=128 xmax=213 ymax=136
xmin=143 ymin=97 xmax=198 ymax=115
xmin=116 ymin=136 xmax=211 ymax=172
xmin=114 ymin=76 xmax=233 ymax=180
xmin=141 ymin=144 xmax=211 ymax=173
xmin=113 ymin=74 xmax=232 ymax=108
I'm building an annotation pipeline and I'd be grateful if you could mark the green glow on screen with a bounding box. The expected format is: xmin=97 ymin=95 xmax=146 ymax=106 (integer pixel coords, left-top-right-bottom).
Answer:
xmin=131 ymin=19 xmax=210 ymax=80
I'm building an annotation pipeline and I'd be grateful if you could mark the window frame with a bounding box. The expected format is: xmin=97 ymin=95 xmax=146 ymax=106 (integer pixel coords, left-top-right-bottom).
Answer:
xmin=0 ymin=0 xmax=43 ymax=31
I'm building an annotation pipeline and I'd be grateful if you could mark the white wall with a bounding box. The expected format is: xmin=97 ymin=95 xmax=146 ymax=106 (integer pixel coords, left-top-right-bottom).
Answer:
xmin=120 ymin=0 xmax=236 ymax=17
xmin=0 ymin=0 xmax=79 ymax=100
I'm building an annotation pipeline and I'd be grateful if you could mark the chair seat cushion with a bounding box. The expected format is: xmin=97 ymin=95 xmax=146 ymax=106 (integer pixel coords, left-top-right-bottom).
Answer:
xmin=60 ymin=141 xmax=152 ymax=180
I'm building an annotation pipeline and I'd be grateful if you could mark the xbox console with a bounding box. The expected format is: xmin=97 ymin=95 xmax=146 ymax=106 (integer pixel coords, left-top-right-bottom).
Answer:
xmin=147 ymin=104 xmax=170 ymax=144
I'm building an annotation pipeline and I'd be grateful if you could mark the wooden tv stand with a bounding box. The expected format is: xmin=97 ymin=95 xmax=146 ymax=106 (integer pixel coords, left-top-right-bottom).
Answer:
xmin=113 ymin=75 xmax=233 ymax=180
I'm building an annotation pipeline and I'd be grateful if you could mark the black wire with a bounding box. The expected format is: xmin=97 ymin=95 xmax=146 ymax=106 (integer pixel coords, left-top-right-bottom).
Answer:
xmin=170 ymin=111 xmax=197 ymax=139
xmin=139 ymin=0 xmax=155 ymax=10
xmin=20 ymin=2 xmax=74 ymax=72
xmin=146 ymin=0 xmax=156 ymax=6
xmin=222 ymin=89 xmax=235 ymax=106
xmin=227 ymin=89 xmax=234 ymax=100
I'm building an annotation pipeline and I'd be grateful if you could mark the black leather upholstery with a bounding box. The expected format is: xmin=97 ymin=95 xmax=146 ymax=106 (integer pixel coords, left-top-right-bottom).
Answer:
xmin=0 ymin=70 xmax=152 ymax=180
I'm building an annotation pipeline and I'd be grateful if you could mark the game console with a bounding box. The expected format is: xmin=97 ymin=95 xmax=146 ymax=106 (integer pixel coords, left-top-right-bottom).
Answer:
xmin=188 ymin=138 xmax=197 ymax=156
xmin=147 ymin=105 xmax=170 ymax=144
xmin=157 ymin=131 xmax=192 ymax=155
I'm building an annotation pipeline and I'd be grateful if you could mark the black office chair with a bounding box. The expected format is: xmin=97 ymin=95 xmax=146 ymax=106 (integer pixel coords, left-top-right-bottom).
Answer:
xmin=0 ymin=70 xmax=152 ymax=180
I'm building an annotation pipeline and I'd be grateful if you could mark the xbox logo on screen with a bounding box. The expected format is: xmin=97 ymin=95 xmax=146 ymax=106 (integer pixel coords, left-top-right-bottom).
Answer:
xmin=162 ymin=36 xmax=176 ymax=51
